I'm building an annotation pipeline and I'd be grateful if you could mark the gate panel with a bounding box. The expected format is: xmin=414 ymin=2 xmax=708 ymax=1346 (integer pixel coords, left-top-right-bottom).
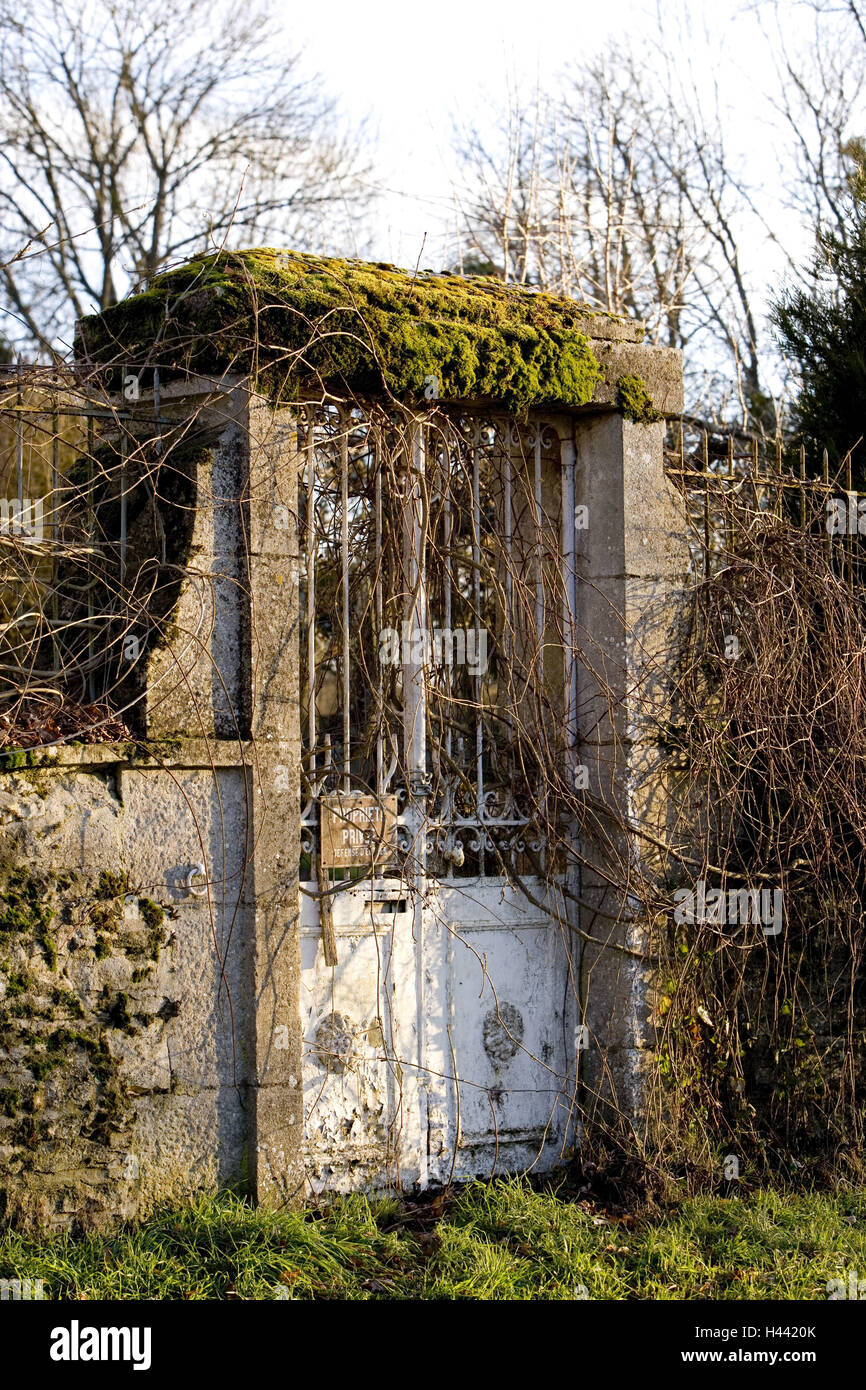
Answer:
xmin=431 ymin=881 xmax=576 ymax=1181
xmin=300 ymin=878 xmax=423 ymax=1191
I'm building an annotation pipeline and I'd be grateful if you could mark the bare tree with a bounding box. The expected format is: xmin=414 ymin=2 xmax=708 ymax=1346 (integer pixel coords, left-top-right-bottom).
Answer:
xmin=0 ymin=0 xmax=373 ymax=354
xmin=759 ymin=0 xmax=866 ymax=259
xmin=452 ymin=48 xmax=772 ymax=426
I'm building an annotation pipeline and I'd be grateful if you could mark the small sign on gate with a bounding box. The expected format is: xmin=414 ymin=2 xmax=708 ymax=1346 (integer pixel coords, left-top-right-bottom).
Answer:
xmin=319 ymin=793 xmax=398 ymax=869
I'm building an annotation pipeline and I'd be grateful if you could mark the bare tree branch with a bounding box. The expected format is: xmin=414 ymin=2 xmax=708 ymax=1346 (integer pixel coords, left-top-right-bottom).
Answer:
xmin=0 ymin=0 xmax=374 ymax=353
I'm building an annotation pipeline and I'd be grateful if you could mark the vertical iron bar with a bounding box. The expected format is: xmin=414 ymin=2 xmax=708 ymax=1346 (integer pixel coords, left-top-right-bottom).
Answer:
xmin=725 ymin=434 xmax=734 ymax=556
xmin=473 ymin=428 xmax=483 ymax=873
xmin=341 ymin=415 xmax=350 ymax=791
xmin=569 ymin=428 xmax=578 ymax=756
xmin=306 ymin=417 xmax=316 ymax=784
xmin=441 ymin=437 xmax=454 ymax=878
xmin=533 ymin=425 xmax=547 ymax=873
xmin=86 ymin=413 xmax=96 ymax=701
xmin=561 ymin=428 xmax=577 ymax=752
xmin=702 ymin=430 xmax=710 ymax=579
xmin=443 ymin=442 xmax=452 ymax=771
xmin=153 ymin=367 xmax=166 ymax=565
xmin=375 ymin=442 xmax=383 ymax=798
xmin=846 ymin=448 xmax=854 ymax=590
xmin=15 ymin=361 xmax=23 ymax=509
xmin=823 ymin=447 xmax=831 ymax=568
xmin=404 ymin=420 xmax=428 ymax=814
xmin=119 ymin=430 xmax=127 ymax=589
xmin=51 ymin=409 xmax=59 ymax=671
xmin=51 ymin=412 xmax=59 ymax=539
xmin=405 ymin=418 xmax=428 ymax=1186
xmin=799 ymin=443 xmax=806 ymax=531
xmin=534 ymin=428 xmax=544 ymax=680
xmin=504 ymin=430 xmax=512 ymax=662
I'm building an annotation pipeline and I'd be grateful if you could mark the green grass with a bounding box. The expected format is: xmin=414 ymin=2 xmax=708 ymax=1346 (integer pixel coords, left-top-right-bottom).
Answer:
xmin=1 ymin=1180 xmax=864 ymax=1300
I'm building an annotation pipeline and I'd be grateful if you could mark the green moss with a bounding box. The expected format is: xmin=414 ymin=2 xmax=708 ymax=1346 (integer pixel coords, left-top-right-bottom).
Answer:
xmin=0 ymin=749 xmax=40 ymax=772
xmin=64 ymin=455 xmax=92 ymax=487
xmin=105 ymin=991 xmax=133 ymax=1032
xmin=115 ymin=737 xmax=183 ymax=764
xmin=0 ymin=864 xmax=144 ymax=1191
xmin=615 ymin=373 xmax=662 ymax=424
xmin=0 ymin=870 xmax=56 ymax=968
xmin=89 ymin=871 xmax=125 ymax=942
xmin=77 ymin=249 xmax=607 ymax=414
xmin=96 ymin=870 xmax=126 ymax=900
xmin=50 ymin=986 xmax=85 ymax=1018
xmin=0 ymin=1089 xmax=20 ymax=1117
xmin=0 ymin=750 xmax=72 ymax=775
xmin=137 ymin=898 xmax=166 ymax=962
xmin=138 ymin=898 xmax=164 ymax=932
xmin=0 ymin=871 xmax=43 ymax=933
xmin=90 ymin=901 xmax=121 ymax=931
xmin=26 ymin=1052 xmax=61 ymax=1083
xmin=49 ymin=1027 xmax=103 ymax=1054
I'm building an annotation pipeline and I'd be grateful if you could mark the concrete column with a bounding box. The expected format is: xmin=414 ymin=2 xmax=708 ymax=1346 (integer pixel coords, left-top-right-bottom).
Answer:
xmin=572 ymin=412 xmax=689 ymax=1138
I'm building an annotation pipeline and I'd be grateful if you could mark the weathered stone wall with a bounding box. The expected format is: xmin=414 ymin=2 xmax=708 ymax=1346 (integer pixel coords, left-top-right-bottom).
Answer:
xmin=0 ymin=748 xmax=258 ymax=1231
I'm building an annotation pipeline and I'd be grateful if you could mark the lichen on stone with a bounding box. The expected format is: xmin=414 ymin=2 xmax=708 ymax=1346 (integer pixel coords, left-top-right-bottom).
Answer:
xmin=76 ymin=249 xmax=608 ymax=414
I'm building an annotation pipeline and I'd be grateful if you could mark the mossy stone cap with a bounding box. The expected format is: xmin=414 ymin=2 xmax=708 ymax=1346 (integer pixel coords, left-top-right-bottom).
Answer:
xmin=75 ymin=248 xmax=627 ymax=413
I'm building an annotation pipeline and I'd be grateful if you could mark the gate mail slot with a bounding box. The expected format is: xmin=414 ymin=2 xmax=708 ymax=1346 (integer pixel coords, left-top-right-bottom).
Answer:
xmin=319 ymin=793 xmax=397 ymax=869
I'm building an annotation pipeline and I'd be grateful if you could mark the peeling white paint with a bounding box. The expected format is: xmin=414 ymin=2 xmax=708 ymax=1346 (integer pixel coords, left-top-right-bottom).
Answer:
xmin=300 ymin=876 xmax=576 ymax=1190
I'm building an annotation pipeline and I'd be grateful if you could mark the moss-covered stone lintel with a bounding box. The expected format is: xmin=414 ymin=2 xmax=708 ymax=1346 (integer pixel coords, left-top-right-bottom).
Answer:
xmin=0 ymin=740 xmax=259 ymax=773
xmin=75 ymin=248 xmax=683 ymax=417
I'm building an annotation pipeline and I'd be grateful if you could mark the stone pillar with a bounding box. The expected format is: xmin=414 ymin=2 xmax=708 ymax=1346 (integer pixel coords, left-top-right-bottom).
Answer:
xmin=123 ymin=375 xmax=305 ymax=1203
xmin=572 ymin=410 xmax=689 ymax=1138
xmin=243 ymin=396 xmax=305 ymax=1204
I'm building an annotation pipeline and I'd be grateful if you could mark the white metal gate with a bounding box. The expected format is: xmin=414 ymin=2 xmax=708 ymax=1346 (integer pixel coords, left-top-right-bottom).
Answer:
xmin=298 ymin=404 xmax=580 ymax=1191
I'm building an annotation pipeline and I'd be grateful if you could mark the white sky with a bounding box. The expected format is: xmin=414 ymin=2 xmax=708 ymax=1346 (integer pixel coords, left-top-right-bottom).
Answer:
xmin=286 ymin=0 xmax=811 ymax=276
xmin=290 ymin=0 xmax=659 ymax=265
